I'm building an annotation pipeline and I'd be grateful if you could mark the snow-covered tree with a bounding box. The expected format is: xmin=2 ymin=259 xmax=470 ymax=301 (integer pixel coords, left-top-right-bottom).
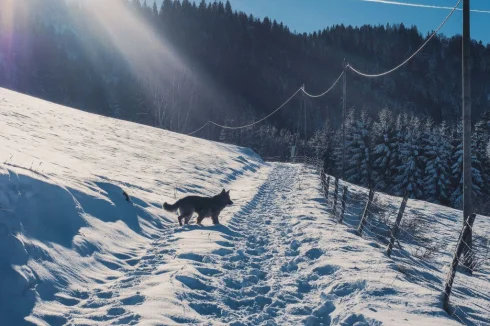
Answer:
xmin=450 ymin=121 xmax=486 ymax=208
xmin=308 ymin=119 xmax=336 ymax=171
xmin=371 ymin=108 xmax=395 ymax=191
xmin=345 ymin=110 xmax=372 ymax=187
xmin=333 ymin=109 xmax=355 ymax=177
xmin=387 ymin=113 xmax=404 ymax=193
xmin=473 ymin=121 xmax=490 ymax=198
xmin=392 ymin=115 xmax=425 ymax=198
xmin=423 ymin=121 xmax=452 ymax=204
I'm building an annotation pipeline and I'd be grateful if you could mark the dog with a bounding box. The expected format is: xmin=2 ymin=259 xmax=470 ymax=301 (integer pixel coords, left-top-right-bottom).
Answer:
xmin=163 ymin=189 xmax=233 ymax=226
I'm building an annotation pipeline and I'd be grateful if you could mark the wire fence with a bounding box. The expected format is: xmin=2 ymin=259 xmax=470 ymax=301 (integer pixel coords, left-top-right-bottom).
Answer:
xmin=295 ymin=159 xmax=490 ymax=326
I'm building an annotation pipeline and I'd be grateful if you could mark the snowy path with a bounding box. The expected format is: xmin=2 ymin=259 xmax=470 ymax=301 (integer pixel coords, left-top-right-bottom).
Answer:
xmin=59 ymin=163 xmax=325 ymax=325
xmin=176 ymin=163 xmax=321 ymax=325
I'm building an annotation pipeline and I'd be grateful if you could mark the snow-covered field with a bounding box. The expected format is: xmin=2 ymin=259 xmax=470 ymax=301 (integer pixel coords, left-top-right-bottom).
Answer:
xmin=1 ymin=88 xmax=489 ymax=325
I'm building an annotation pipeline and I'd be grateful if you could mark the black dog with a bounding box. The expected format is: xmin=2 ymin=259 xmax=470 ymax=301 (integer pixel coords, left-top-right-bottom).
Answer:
xmin=163 ymin=189 xmax=233 ymax=226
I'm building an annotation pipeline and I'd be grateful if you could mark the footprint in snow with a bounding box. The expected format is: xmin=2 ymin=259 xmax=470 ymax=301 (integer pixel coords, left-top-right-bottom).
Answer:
xmin=330 ymin=280 xmax=366 ymax=297
xmin=121 ymin=294 xmax=145 ymax=305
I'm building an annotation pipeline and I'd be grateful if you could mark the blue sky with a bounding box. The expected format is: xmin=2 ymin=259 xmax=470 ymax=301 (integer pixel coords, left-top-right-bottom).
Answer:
xmin=206 ymin=0 xmax=490 ymax=44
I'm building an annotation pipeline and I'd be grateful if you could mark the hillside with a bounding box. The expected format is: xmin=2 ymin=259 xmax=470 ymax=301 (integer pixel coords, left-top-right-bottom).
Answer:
xmin=1 ymin=88 xmax=489 ymax=325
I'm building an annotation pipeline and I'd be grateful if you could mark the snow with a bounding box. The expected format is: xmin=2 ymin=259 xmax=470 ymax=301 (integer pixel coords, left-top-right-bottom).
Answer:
xmin=1 ymin=87 xmax=489 ymax=325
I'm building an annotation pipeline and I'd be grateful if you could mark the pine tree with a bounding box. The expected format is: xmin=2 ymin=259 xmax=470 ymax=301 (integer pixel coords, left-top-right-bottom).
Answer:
xmin=392 ymin=115 xmax=425 ymax=198
xmin=387 ymin=113 xmax=404 ymax=193
xmin=345 ymin=110 xmax=372 ymax=187
xmin=450 ymin=121 xmax=488 ymax=209
xmin=450 ymin=122 xmax=464 ymax=208
xmin=225 ymin=0 xmax=233 ymax=15
xmin=333 ymin=109 xmax=355 ymax=177
xmin=371 ymin=108 xmax=395 ymax=191
xmin=308 ymin=119 xmax=335 ymax=171
xmin=152 ymin=1 xmax=158 ymax=17
xmin=198 ymin=0 xmax=206 ymax=11
xmin=473 ymin=121 xmax=490 ymax=197
xmin=423 ymin=121 xmax=452 ymax=204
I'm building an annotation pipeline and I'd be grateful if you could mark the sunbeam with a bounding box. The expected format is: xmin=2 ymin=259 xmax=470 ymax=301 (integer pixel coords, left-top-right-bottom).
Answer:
xmin=81 ymin=0 xmax=190 ymax=86
xmin=0 ymin=0 xmax=30 ymax=70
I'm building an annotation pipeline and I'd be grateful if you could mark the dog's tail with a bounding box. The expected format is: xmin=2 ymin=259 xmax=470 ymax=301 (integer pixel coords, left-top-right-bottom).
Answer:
xmin=163 ymin=200 xmax=180 ymax=212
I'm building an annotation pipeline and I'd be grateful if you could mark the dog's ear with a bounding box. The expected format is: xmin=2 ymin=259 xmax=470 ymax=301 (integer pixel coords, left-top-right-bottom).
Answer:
xmin=227 ymin=190 xmax=230 ymax=194
xmin=221 ymin=189 xmax=225 ymax=194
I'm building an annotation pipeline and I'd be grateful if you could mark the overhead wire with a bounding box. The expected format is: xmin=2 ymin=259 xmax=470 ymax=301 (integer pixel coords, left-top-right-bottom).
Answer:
xmin=347 ymin=0 xmax=462 ymax=78
xmin=187 ymin=70 xmax=345 ymax=136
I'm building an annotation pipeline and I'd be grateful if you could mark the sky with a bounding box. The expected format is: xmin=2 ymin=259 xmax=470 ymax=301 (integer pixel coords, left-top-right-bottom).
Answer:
xmin=203 ymin=0 xmax=490 ymax=44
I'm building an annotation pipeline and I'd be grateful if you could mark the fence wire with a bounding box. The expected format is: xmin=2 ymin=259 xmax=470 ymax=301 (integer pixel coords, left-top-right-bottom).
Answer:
xmin=316 ymin=165 xmax=490 ymax=325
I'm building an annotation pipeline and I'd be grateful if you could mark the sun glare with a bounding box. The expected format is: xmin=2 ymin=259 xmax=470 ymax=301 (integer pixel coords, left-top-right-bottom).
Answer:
xmin=0 ymin=0 xmax=29 ymax=64
xmin=79 ymin=0 xmax=190 ymax=86
xmin=0 ymin=0 xmax=15 ymax=32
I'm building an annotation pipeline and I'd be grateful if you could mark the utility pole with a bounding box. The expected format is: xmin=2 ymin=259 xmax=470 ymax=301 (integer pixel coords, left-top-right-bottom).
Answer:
xmin=342 ymin=59 xmax=347 ymax=180
xmin=462 ymin=0 xmax=473 ymax=271
xmin=302 ymin=83 xmax=307 ymax=162
xmin=304 ymin=89 xmax=307 ymax=146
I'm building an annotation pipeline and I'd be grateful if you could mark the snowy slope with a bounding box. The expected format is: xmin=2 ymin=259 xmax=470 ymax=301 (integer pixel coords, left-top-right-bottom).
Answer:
xmin=1 ymin=88 xmax=489 ymax=326
xmin=0 ymin=88 xmax=264 ymax=325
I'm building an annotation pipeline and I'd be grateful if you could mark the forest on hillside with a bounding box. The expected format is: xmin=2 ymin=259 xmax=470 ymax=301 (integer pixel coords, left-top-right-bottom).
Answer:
xmin=0 ymin=0 xmax=489 ymax=213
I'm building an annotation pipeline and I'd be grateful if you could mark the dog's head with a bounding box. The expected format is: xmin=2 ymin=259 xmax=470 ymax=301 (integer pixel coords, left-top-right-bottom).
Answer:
xmin=220 ymin=189 xmax=233 ymax=206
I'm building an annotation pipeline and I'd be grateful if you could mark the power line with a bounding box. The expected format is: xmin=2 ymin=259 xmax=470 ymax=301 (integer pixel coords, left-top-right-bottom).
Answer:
xmin=187 ymin=71 xmax=344 ymax=136
xmin=301 ymin=71 xmax=344 ymax=98
xmin=208 ymin=88 xmax=302 ymax=130
xmin=186 ymin=87 xmax=302 ymax=135
xmin=348 ymin=0 xmax=462 ymax=78
xmin=360 ymin=0 xmax=490 ymax=14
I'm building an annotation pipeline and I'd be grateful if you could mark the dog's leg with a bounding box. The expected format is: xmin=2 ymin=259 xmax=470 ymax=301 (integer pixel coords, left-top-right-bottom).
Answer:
xmin=178 ymin=215 xmax=184 ymax=226
xmin=211 ymin=213 xmax=220 ymax=225
xmin=196 ymin=214 xmax=205 ymax=225
xmin=184 ymin=213 xmax=192 ymax=225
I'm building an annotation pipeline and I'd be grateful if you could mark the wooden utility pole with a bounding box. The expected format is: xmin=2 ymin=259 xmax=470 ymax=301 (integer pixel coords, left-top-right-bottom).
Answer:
xmin=443 ymin=213 xmax=476 ymax=311
xmin=386 ymin=195 xmax=409 ymax=257
xmin=462 ymin=0 xmax=473 ymax=270
xmin=304 ymin=90 xmax=307 ymax=163
xmin=301 ymin=83 xmax=307 ymax=162
xmin=342 ymin=60 xmax=347 ymax=179
xmin=357 ymin=188 xmax=374 ymax=236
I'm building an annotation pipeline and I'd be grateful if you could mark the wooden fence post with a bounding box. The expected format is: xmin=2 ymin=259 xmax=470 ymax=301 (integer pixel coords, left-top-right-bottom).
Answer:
xmin=332 ymin=177 xmax=339 ymax=215
xmin=338 ymin=186 xmax=348 ymax=223
xmin=386 ymin=195 xmax=409 ymax=257
xmin=443 ymin=213 xmax=476 ymax=313
xmin=357 ymin=188 xmax=374 ymax=235
xmin=325 ymin=176 xmax=331 ymax=199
